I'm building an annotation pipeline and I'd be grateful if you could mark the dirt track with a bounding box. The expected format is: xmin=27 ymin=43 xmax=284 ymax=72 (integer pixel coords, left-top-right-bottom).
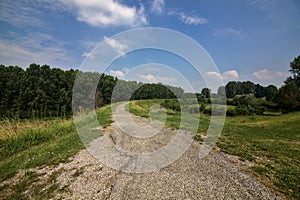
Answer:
xmin=53 ymin=103 xmax=281 ymax=199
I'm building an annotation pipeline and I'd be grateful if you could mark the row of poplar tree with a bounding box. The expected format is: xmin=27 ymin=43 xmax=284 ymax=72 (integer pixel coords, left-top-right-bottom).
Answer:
xmin=0 ymin=63 xmax=183 ymax=119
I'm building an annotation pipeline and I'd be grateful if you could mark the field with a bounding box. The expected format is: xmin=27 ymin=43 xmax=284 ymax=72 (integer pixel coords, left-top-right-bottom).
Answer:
xmin=128 ymin=100 xmax=300 ymax=199
xmin=0 ymin=105 xmax=113 ymax=199
xmin=0 ymin=100 xmax=299 ymax=199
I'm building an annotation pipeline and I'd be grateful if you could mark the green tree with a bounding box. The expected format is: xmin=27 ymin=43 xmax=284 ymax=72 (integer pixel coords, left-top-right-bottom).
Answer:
xmin=240 ymin=81 xmax=255 ymax=94
xmin=274 ymin=82 xmax=300 ymax=111
xmin=217 ymin=86 xmax=226 ymax=97
xmin=255 ymin=84 xmax=278 ymax=101
xmin=201 ymin=87 xmax=211 ymax=98
xmin=225 ymin=81 xmax=237 ymax=98
xmin=274 ymin=55 xmax=300 ymax=111
xmin=285 ymin=55 xmax=300 ymax=87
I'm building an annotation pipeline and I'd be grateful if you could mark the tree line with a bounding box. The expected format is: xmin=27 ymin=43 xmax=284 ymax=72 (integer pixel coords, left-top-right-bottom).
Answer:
xmin=0 ymin=64 xmax=119 ymax=119
xmin=0 ymin=64 xmax=184 ymax=119
xmin=1 ymin=55 xmax=299 ymax=119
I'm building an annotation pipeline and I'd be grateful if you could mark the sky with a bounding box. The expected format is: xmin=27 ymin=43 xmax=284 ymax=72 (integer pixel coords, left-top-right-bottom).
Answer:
xmin=0 ymin=0 xmax=299 ymax=92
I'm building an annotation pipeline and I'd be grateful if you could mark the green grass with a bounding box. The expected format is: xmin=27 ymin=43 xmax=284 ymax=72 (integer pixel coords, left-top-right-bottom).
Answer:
xmin=129 ymin=99 xmax=300 ymax=200
xmin=219 ymin=113 xmax=300 ymax=199
xmin=0 ymin=104 xmax=114 ymax=199
xmin=129 ymin=100 xmax=210 ymax=139
xmin=96 ymin=103 xmax=115 ymax=128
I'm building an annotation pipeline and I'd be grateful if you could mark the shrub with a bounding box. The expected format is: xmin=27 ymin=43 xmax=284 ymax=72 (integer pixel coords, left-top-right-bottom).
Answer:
xmin=162 ymin=99 xmax=181 ymax=112
xmin=199 ymin=103 xmax=206 ymax=112
xmin=226 ymin=107 xmax=237 ymax=116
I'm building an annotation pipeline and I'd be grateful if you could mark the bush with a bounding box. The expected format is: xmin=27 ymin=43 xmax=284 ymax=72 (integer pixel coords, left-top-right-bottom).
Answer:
xmin=203 ymin=106 xmax=211 ymax=115
xmin=162 ymin=99 xmax=181 ymax=112
xmin=199 ymin=103 xmax=206 ymax=112
xmin=226 ymin=107 xmax=237 ymax=116
xmin=235 ymin=105 xmax=251 ymax=115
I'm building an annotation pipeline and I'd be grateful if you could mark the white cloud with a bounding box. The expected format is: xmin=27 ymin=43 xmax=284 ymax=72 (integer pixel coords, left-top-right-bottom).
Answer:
xmin=60 ymin=0 xmax=147 ymax=27
xmin=214 ymin=28 xmax=246 ymax=40
xmin=178 ymin=12 xmax=208 ymax=25
xmin=151 ymin=0 xmax=165 ymax=14
xmin=137 ymin=73 xmax=177 ymax=84
xmin=206 ymin=70 xmax=239 ymax=80
xmin=0 ymin=32 xmax=71 ymax=68
xmin=222 ymin=70 xmax=239 ymax=80
xmin=0 ymin=0 xmax=65 ymax=27
xmin=103 ymin=36 xmax=129 ymax=57
xmin=108 ymin=68 xmax=130 ymax=78
xmin=109 ymin=70 xmax=125 ymax=78
xmin=206 ymin=71 xmax=222 ymax=79
xmin=167 ymin=9 xmax=208 ymax=25
xmin=253 ymin=69 xmax=286 ymax=80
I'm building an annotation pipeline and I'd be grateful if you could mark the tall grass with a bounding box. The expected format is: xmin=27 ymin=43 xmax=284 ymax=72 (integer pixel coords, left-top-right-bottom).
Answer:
xmin=0 ymin=104 xmax=114 ymax=198
xmin=0 ymin=119 xmax=79 ymax=181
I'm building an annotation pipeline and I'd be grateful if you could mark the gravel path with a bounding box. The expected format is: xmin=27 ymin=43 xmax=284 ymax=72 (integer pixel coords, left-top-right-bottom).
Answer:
xmin=56 ymin=103 xmax=282 ymax=199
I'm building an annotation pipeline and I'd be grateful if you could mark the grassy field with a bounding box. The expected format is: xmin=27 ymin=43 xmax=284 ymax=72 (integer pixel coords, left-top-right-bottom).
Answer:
xmin=128 ymin=100 xmax=300 ymax=199
xmin=1 ymin=100 xmax=299 ymax=199
xmin=0 ymin=105 xmax=113 ymax=199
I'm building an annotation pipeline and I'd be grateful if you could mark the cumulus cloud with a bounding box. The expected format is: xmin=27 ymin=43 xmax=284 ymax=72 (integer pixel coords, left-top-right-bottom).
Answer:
xmin=253 ymin=69 xmax=286 ymax=80
xmin=206 ymin=70 xmax=239 ymax=80
xmin=0 ymin=32 xmax=70 ymax=68
xmin=137 ymin=73 xmax=177 ymax=84
xmin=109 ymin=69 xmax=125 ymax=78
xmin=60 ymin=0 xmax=147 ymax=27
xmin=104 ymin=36 xmax=129 ymax=56
xmin=206 ymin=71 xmax=222 ymax=79
xmin=222 ymin=70 xmax=239 ymax=80
xmin=108 ymin=68 xmax=130 ymax=78
xmin=151 ymin=0 xmax=165 ymax=14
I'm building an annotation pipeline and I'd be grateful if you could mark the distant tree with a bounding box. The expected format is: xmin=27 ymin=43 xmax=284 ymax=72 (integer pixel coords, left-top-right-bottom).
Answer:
xmin=225 ymin=81 xmax=237 ymax=98
xmin=182 ymin=93 xmax=197 ymax=98
xmin=130 ymin=83 xmax=183 ymax=100
xmin=274 ymin=82 xmax=300 ymax=111
xmin=285 ymin=55 xmax=300 ymax=87
xmin=274 ymin=55 xmax=300 ymax=111
xmin=255 ymin=84 xmax=278 ymax=101
xmin=217 ymin=86 xmax=226 ymax=97
xmin=201 ymin=87 xmax=211 ymax=98
xmin=264 ymin=85 xmax=278 ymax=101
xmin=254 ymin=84 xmax=265 ymax=98
xmin=240 ymin=81 xmax=255 ymax=94
xmin=196 ymin=93 xmax=206 ymax=102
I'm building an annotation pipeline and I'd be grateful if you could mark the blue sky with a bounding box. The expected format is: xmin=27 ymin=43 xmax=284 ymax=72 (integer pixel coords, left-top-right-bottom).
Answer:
xmin=0 ymin=0 xmax=299 ymax=92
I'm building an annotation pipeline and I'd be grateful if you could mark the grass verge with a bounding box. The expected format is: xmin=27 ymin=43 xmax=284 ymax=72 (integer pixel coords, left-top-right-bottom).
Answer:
xmin=0 ymin=104 xmax=114 ymax=199
xmin=129 ymin=99 xmax=300 ymax=199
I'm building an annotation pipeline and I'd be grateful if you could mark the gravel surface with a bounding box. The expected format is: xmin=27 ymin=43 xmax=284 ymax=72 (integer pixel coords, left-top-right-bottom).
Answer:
xmin=5 ymin=103 xmax=281 ymax=199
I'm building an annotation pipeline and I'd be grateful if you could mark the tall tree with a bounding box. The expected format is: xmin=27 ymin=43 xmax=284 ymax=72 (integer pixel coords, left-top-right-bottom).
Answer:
xmin=240 ymin=81 xmax=255 ymax=94
xmin=201 ymin=87 xmax=211 ymax=98
xmin=225 ymin=81 xmax=237 ymax=98
xmin=275 ymin=55 xmax=300 ymax=111
xmin=285 ymin=55 xmax=300 ymax=87
xmin=217 ymin=86 xmax=226 ymax=97
xmin=274 ymin=82 xmax=300 ymax=111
